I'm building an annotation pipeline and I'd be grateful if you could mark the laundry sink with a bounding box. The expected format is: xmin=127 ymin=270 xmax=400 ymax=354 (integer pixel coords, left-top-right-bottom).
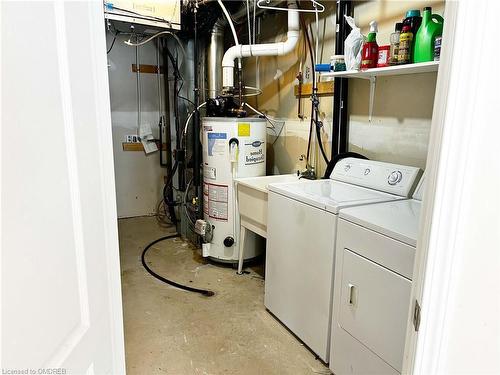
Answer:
xmin=234 ymin=174 xmax=303 ymax=273
xmin=235 ymin=174 xmax=302 ymax=236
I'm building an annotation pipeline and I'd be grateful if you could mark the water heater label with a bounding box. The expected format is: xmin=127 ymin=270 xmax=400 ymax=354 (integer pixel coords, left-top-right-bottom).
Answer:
xmin=209 ymin=201 xmax=228 ymax=221
xmin=205 ymin=183 xmax=229 ymax=221
xmin=204 ymin=166 xmax=217 ymax=180
xmin=208 ymin=184 xmax=228 ymax=203
xmin=207 ymin=132 xmax=227 ymax=157
xmin=244 ymin=140 xmax=265 ymax=165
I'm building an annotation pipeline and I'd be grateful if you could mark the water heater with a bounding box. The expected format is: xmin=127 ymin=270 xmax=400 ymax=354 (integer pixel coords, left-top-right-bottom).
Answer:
xmin=201 ymin=117 xmax=266 ymax=262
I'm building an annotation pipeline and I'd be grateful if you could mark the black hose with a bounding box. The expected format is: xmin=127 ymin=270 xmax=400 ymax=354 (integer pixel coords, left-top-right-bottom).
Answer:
xmin=316 ymin=120 xmax=329 ymax=164
xmin=141 ymin=234 xmax=215 ymax=297
xmin=162 ymin=161 xmax=179 ymax=223
xmin=300 ymin=14 xmax=315 ymax=164
xmin=107 ymin=33 xmax=117 ymax=54
xmin=300 ymin=10 xmax=330 ymax=166
xmin=322 ymin=152 xmax=369 ymax=179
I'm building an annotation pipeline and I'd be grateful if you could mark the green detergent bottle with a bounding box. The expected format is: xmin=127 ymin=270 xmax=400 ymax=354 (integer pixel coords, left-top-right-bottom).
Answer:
xmin=414 ymin=7 xmax=444 ymax=63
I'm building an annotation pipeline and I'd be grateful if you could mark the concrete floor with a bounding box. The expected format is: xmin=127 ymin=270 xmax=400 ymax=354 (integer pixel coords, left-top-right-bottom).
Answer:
xmin=119 ymin=216 xmax=330 ymax=375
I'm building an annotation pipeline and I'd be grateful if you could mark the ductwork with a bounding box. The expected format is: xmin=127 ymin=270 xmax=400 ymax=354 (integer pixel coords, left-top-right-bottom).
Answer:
xmin=221 ymin=0 xmax=299 ymax=89
xmin=207 ymin=19 xmax=225 ymax=98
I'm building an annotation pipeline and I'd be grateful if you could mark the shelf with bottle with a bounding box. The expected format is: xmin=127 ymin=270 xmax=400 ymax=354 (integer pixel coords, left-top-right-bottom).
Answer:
xmin=319 ymin=61 xmax=439 ymax=79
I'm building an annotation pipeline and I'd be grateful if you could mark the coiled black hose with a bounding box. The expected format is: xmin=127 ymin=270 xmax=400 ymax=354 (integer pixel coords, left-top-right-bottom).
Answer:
xmin=141 ymin=234 xmax=215 ymax=297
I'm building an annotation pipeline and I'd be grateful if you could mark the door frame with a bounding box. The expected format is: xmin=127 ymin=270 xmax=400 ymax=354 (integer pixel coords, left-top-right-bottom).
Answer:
xmin=403 ymin=0 xmax=500 ymax=373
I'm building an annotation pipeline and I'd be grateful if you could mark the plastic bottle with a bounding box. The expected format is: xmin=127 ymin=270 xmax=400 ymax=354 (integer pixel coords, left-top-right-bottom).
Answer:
xmin=414 ymin=7 xmax=444 ymax=63
xmin=398 ymin=25 xmax=413 ymax=64
xmin=403 ymin=10 xmax=422 ymax=38
xmin=389 ymin=22 xmax=403 ymax=65
xmin=361 ymin=21 xmax=379 ymax=69
xmin=403 ymin=10 xmax=422 ymax=62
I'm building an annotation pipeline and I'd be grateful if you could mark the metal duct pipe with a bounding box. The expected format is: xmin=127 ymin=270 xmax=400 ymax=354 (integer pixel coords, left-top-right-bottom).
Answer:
xmin=221 ymin=0 xmax=299 ymax=89
xmin=207 ymin=19 xmax=225 ymax=99
xmin=207 ymin=1 xmax=270 ymax=96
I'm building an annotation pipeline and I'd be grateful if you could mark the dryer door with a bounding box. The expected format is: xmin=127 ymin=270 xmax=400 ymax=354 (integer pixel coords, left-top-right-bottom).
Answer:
xmin=339 ymin=249 xmax=412 ymax=372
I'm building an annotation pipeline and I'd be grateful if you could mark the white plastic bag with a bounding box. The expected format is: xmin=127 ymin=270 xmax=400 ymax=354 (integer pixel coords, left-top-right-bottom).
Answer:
xmin=344 ymin=15 xmax=364 ymax=71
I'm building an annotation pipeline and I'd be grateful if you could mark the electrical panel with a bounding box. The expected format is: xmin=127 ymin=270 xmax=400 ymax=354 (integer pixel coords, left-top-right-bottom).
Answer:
xmin=104 ymin=0 xmax=181 ymax=31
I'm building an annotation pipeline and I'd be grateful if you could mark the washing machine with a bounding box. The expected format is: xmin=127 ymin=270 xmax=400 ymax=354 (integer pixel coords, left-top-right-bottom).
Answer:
xmin=329 ymin=176 xmax=425 ymax=374
xmin=264 ymin=158 xmax=422 ymax=362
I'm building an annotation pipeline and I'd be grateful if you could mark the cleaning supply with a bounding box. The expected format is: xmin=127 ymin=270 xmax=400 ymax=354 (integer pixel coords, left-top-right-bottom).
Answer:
xmin=361 ymin=21 xmax=379 ymax=69
xmin=377 ymin=45 xmax=390 ymax=67
xmin=403 ymin=10 xmax=422 ymax=38
xmin=414 ymin=7 xmax=444 ymax=63
xmin=389 ymin=22 xmax=403 ymax=64
xmin=434 ymin=36 xmax=442 ymax=61
xmin=403 ymin=10 xmax=422 ymax=62
xmin=331 ymin=55 xmax=346 ymax=72
xmin=398 ymin=25 xmax=413 ymax=64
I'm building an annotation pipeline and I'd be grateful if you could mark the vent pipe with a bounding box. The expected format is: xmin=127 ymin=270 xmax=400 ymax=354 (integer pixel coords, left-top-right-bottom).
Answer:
xmin=207 ymin=19 xmax=225 ymax=99
xmin=221 ymin=0 xmax=299 ymax=89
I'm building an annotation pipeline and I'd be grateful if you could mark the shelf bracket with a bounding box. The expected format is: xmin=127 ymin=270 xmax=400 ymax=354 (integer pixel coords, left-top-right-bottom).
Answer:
xmin=368 ymin=76 xmax=376 ymax=123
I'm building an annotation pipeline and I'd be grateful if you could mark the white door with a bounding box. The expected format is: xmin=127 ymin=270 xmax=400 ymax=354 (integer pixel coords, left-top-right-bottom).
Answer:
xmin=339 ymin=249 xmax=411 ymax=372
xmin=1 ymin=2 xmax=125 ymax=373
xmin=403 ymin=1 xmax=500 ymax=373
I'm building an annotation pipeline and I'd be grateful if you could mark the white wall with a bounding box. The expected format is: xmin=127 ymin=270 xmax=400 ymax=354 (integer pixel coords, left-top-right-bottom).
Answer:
xmin=244 ymin=0 xmax=444 ymax=175
xmin=106 ymin=32 xmax=165 ymax=218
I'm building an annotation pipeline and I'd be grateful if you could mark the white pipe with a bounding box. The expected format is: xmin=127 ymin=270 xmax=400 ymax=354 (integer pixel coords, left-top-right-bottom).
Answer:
xmin=222 ymin=0 xmax=299 ymax=88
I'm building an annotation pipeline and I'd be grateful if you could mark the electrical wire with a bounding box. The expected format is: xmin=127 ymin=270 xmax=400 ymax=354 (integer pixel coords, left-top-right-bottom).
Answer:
xmin=243 ymin=103 xmax=286 ymax=145
xmin=314 ymin=2 xmax=319 ymax=64
xmin=253 ymin=0 xmax=257 ymax=44
xmin=246 ymin=0 xmax=252 ymax=44
xmin=235 ymin=85 xmax=263 ymax=98
xmin=183 ymin=178 xmax=198 ymax=227
xmin=272 ymin=119 xmax=286 ymax=145
xmin=246 ymin=0 xmax=253 ymax=55
xmin=183 ymin=102 xmax=207 ymax=136
xmin=256 ymin=0 xmax=325 ymax=13
xmin=217 ymin=0 xmax=240 ymax=46
xmin=162 ymin=161 xmax=179 ymax=223
xmin=141 ymin=234 xmax=215 ymax=296
xmin=107 ymin=32 xmax=118 ymax=54
xmin=244 ymin=102 xmax=284 ymax=128
xmin=125 ymin=31 xmax=186 ymax=59
xmin=178 ymin=95 xmax=195 ymax=107
xmin=125 ymin=31 xmax=186 ymax=71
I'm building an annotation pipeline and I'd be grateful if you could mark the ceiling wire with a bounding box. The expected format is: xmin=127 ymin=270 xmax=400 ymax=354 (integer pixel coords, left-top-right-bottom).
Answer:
xmin=256 ymin=0 xmax=324 ymax=13
xmin=252 ymin=0 xmax=257 ymax=44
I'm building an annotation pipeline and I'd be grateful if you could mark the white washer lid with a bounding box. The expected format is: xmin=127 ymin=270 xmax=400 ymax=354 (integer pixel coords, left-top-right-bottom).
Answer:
xmin=339 ymin=199 xmax=421 ymax=247
xmin=268 ymin=180 xmax=402 ymax=214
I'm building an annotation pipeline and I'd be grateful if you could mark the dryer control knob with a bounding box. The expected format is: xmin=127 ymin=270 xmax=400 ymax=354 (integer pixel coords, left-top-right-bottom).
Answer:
xmin=388 ymin=170 xmax=403 ymax=185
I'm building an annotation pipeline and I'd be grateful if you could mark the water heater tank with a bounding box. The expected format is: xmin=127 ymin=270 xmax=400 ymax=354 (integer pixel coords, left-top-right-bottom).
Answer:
xmin=202 ymin=117 xmax=266 ymax=262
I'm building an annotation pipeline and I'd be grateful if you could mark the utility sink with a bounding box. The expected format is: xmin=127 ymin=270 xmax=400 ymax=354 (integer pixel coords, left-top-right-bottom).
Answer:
xmin=234 ymin=174 xmax=304 ymax=273
xmin=235 ymin=174 xmax=302 ymax=236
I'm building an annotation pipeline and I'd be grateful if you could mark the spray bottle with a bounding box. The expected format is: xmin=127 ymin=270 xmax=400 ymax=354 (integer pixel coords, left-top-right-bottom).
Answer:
xmin=361 ymin=21 xmax=378 ymax=69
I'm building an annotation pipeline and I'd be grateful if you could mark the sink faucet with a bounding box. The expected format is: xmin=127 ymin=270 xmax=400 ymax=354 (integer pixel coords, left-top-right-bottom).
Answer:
xmin=297 ymin=154 xmax=316 ymax=180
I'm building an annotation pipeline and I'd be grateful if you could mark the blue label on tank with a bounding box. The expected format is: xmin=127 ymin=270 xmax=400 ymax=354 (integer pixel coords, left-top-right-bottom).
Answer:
xmin=207 ymin=132 xmax=227 ymax=156
xmin=208 ymin=132 xmax=227 ymax=139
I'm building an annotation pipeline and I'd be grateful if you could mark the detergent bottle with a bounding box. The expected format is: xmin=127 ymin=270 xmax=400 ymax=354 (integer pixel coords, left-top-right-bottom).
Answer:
xmin=414 ymin=7 xmax=444 ymax=62
xmin=361 ymin=21 xmax=379 ymax=69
